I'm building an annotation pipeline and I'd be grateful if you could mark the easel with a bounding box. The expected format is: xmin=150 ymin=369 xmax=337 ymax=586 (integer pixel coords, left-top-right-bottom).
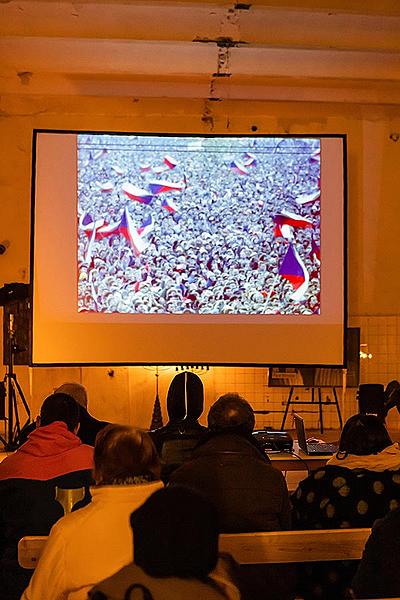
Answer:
xmin=280 ymin=384 xmax=343 ymax=434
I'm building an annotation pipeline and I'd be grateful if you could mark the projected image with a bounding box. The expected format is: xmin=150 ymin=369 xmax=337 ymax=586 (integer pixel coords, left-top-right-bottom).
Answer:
xmin=77 ymin=135 xmax=320 ymax=315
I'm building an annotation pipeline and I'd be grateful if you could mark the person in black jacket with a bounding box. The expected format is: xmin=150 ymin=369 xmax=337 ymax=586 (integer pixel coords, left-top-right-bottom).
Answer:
xmin=169 ymin=392 xmax=294 ymax=600
xmin=352 ymin=508 xmax=400 ymax=598
xmin=150 ymin=372 xmax=208 ymax=481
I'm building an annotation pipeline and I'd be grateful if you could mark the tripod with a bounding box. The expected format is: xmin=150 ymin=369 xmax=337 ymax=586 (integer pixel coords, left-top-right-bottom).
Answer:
xmin=0 ymin=314 xmax=31 ymax=451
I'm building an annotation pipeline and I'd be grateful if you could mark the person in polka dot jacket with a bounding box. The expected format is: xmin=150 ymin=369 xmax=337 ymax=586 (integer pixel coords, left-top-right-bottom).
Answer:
xmin=291 ymin=414 xmax=400 ymax=600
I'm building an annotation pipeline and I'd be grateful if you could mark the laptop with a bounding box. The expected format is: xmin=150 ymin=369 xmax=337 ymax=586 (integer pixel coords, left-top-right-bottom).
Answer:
xmin=293 ymin=413 xmax=338 ymax=455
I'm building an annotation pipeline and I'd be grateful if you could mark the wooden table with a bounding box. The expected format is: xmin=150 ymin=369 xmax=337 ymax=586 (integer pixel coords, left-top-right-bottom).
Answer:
xmin=268 ymin=442 xmax=332 ymax=472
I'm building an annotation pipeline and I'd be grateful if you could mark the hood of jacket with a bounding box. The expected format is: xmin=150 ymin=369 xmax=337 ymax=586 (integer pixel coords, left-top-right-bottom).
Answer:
xmin=191 ymin=430 xmax=269 ymax=463
xmin=20 ymin=421 xmax=82 ymax=457
xmin=166 ymin=372 xmax=204 ymax=421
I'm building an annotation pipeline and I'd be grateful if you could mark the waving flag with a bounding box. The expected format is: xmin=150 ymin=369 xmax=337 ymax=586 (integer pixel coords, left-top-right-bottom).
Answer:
xmin=273 ymin=210 xmax=313 ymax=229
xmin=99 ymin=181 xmax=114 ymax=193
xmin=79 ymin=214 xmax=106 ymax=236
xmin=153 ymin=165 xmax=168 ymax=175
xmin=279 ymin=244 xmax=310 ymax=301
xmin=137 ymin=214 xmax=154 ymax=237
xmin=273 ymin=223 xmax=293 ymax=241
xmin=140 ymin=163 xmax=152 ymax=173
xmin=243 ymin=152 xmax=257 ymax=167
xmin=310 ymin=148 xmax=320 ymax=163
xmin=95 ymin=220 xmax=121 ymax=240
xmin=296 ymin=190 xmax=320 ymax=206
xmin=118 ymin=208 xmax=148 ymax=256
xmin=230 ymin=160 xmax=249 ymax=175
xmin=161 ymin=197 xmax=178 ymax=213
xmin=84 ymin=226 xmax=97 ymax=266
xmin=112 ymin=165 xmax=124 ymax=176
xmin=93 ymin=148 xmax=108 ymax=160
xmin=122 ymin=183 xmax=153 ymax=204
xmin=163 ymin=155 xmax=178 ymax=169
xmin=148 ymin=180 xmax=184 ymax=195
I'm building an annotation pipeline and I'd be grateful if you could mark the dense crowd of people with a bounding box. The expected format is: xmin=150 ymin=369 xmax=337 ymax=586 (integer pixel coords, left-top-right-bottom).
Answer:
xmin=77 ymin=135 xmax=321 ymax=316
xmin=1 ymin=377 xmax=400 ymax=599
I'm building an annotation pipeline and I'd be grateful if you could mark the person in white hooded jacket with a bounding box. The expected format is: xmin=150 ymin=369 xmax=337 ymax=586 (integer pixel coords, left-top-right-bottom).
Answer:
xmin=21 ymin=425 xmax=163 ymax=600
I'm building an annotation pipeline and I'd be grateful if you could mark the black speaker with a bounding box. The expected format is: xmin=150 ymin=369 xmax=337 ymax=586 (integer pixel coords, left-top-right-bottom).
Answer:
xmin=2 ymin=298 xmax=32 ymax=366
xmin=358 ymin=383 xmax=385 ymax=417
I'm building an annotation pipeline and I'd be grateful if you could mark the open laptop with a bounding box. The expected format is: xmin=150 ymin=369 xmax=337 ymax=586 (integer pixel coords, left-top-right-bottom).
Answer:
xmin=293 ymin=413 xmax=338 ymax=455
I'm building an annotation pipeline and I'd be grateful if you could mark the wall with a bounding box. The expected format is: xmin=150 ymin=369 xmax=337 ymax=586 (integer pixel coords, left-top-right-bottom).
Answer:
xmin=1 ymin=95 xmax=400 ymax=432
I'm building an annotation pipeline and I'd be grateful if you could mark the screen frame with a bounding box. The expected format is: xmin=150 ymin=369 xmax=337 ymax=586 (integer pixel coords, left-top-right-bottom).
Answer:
xmin=30 ymin=129 xmax=348 ymax=368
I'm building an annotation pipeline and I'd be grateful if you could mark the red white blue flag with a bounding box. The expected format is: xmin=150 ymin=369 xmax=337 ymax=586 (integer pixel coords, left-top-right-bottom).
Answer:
xmin=118 ymin=208 xmax=148 ymax=256
xmin=137 ymin=214 xmax=154 ymax=237
xmin=311 ymin=235 xmax=321 ymax=264
xmin=230 ymin=160 xmax=249 ymax=175
xmin=163 ymin=155 xmax=178 ymax=169
xmin=161 ymin=197 xmax=178 ymax=213
xmin=95 ymin=220 xmax=121 ymax=240
xmin=279 ymin=244 xmax=310 ymax=301
xmin=296 ymin=190 xmax=320 ymax=206
xmin=273 ymin=210 xmax=313 ymax=229
xmin=122 ymin=183 xmax=153 ymax=204
xmin=148 ymin=180 xmax=184 ymax=195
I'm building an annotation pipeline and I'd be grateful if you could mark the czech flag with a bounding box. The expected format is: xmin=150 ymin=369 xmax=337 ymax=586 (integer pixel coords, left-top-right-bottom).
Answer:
xmin=140 ymin=163 xmax=152 ymax=173
xmin=279 ymin=244 xmax=310 ymax=301
xmin=243 ymin=152 xmax=257 ymax=167
xmin=148 ymin=180 xmax=184 ymax=195
xmin=161 ymin=197 xmax=178 ymax=214
xmin=80 ymin=213 xmax=106 ymax=237
xmin=95 ymin=220 xmax=121 ymax=240
xmin=163 ymin=155 xmax=178 ymax=169
xmin=273 ymin=223 xmax=293 ymax=241
xmin=310 ymin=148 xmax=320 ymax=163
xmin=112 ymin=165 xmax=124 ymax=176
xmin=93 ymin=148 xmax=108 ymax=160
xmin=273 ymin=210 xmax=313 ymax=229
xmin=122 ymin=183 xmax=153 ymax=205
xmin=137 ymin=214 xmax=154 ymax=237
xmin=296 ymin=190 xmax=320 ymax=206
xmin=152 ymin=165 xmax=168 ymax=174
xmin=99 ymin=181 xmax=114 ymax=193
xmin=230 ymin=160 xmax=249 ymax=175
xmin=118 ymin=208 xmax=148 ymax=256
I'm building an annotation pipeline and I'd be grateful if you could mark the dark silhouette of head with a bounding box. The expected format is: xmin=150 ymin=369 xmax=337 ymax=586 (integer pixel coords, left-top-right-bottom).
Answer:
xmin=208 ymin=392 xmax=255 ymax=435
xmin=131 ymin=486 xmax=219 ymax=578
xmin=40 ymin=393 xmax=80 ymax=432
xmin=338 ymin=413 xmax=393 ymax=456
xmin=94 ymin=424 xmax=160 ymax=485
xmin=166 ymin=372 xmax=204 ymax=421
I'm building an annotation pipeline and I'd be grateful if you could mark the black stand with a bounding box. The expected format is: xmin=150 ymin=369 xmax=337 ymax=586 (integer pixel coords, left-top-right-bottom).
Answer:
xmin=0 ymin=320 xmax=31 ymax=451
xmin=280 ymin=386 xmax=343 ymax=434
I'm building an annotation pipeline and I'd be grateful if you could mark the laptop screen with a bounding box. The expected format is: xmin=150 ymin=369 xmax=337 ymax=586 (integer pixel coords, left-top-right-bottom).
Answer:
xmin=294 ymin=413 xmax=308 ymax=453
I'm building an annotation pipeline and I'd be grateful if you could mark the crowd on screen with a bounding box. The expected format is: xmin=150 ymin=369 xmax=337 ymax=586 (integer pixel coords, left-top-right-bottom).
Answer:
xmin=1 ymin=376 xmax=399 ymax=599
xmin=77 ymin=136 xmax=321 ymax=316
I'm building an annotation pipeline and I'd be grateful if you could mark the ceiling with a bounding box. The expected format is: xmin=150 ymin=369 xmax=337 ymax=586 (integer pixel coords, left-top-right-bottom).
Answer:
xmin=1 ymin=0 xmax=400 ymax=103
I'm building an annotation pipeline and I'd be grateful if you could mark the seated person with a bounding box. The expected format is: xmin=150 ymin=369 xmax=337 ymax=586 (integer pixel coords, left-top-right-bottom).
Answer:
xmin=56 ymin=382 xmax=110 ymax=446
xmin=169 ymin=393 xmax=294 ymax=600
xmin=150 ymin=372 xmax=207 ymax=481
xmin=351 ymin=507 xmax=400 ymax=599
xmin=0 ymin=393 xmax=93 ymax=600
xmin=18 ymin=382 xmax=109 ymax=447
xmin=89 ymin=486 xmax=242 ymax=600
xmin=292 ymin=413 xmax=400 ymax=600
xmin=22 ymin=425 xmax=163 ymax=600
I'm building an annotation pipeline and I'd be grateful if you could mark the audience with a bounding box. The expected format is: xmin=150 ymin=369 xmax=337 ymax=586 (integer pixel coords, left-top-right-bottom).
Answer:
xmin=150 ymin=372 xmax=207 ymax=480
xmin=292 ymin=413 xmax=400 ymax=599
xmin=0 ymin=392 xmax=93 ymax=600
xmin=169 ymin=392 xmax=295 ymax=600
xmin=21 ymin=425 xmax=163 ymax=600
xmin=351 ymin=506 xmax=400 ymax=598
xmin=89 ymin=486 xmax=242 ymax=600
xmin=55 ymin=382 xmax=110 ymax=446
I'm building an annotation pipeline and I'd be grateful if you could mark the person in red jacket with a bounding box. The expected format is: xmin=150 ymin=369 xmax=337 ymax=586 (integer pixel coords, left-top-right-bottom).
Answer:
xmin=0 ymin=392 xmax=94 ymax=600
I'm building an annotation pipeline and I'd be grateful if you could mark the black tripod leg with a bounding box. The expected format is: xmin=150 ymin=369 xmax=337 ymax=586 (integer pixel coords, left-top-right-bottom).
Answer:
xmin=12 ymin=376 xmax=31 ymax=419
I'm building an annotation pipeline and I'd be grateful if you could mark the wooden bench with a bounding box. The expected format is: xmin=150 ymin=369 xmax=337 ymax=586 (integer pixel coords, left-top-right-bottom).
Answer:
xmin=19 ymin=528 xmax=371 ymax=570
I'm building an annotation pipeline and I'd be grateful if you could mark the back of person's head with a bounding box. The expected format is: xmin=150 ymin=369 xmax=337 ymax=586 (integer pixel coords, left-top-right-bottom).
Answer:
xmin=55 ymin=382 xmax=88 ymax=409
xmin=131 ymin=486 xmax=218 ymax=578
xmin=208 ymin=392 xmax=255 ymax=434
xmin=40 ymin=392 xmax=80 ymax=432
xmin=94 ymin=424 xmax=160 ymax=485
xmin=166 ymin=371 xmax=204 ymax=421
xmin=338 ymin=413 xmax=393 ymax=456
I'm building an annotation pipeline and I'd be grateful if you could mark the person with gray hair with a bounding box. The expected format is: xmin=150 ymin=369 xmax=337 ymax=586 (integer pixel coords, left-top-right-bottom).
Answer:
xmin=169 ymin=392 xmax=294 ymax=599
xmin=55 ymin=382 xmax=109 ymax=446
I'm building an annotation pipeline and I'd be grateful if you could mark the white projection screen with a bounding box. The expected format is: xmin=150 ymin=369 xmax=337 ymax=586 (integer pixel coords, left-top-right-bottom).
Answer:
xmin=31 ymin=131 xmax=346 ymax=366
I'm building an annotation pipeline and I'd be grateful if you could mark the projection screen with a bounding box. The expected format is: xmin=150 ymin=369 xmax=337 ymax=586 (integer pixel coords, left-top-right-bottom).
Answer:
xmin=31 ymin=131 xmax=346 ymax=366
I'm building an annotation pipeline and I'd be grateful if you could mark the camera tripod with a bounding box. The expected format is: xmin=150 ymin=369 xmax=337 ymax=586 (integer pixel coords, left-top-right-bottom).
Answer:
xmin=0 ymin=314 xmax=31 ymax=451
